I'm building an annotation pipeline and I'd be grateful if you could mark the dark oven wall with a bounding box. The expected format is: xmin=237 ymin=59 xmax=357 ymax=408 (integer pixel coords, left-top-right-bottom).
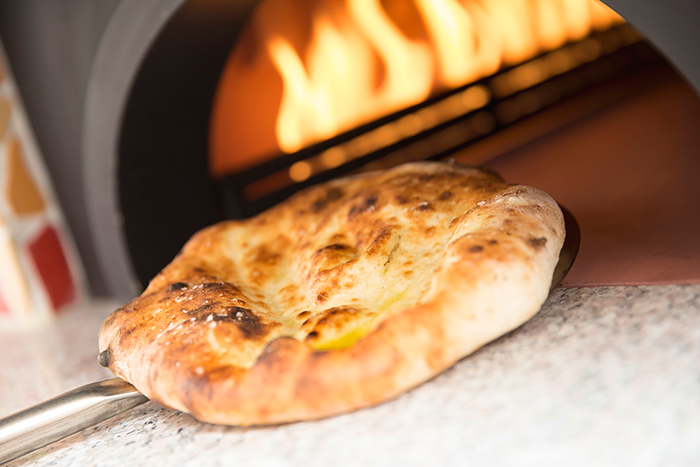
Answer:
xmin=117 ymin=0 xmax=258 ymax=292
xmin=84 ymin=0 xmax=258 ymax=298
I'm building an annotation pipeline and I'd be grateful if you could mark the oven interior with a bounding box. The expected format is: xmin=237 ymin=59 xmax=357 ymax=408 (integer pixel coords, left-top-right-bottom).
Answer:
xmin=112 ymin=0 xmax=700 ymax=292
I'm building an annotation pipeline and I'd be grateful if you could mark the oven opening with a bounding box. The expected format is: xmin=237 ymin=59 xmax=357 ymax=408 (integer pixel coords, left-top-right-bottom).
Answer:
xmin=116 ymin=0 xmax=686 ymax=290
xmin=209 ymin=0 xmax=645 ymax=217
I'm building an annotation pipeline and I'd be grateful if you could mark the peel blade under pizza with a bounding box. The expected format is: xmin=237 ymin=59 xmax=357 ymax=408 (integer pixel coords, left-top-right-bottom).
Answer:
xmin=98 ymin=161 xmax=565 ymax=425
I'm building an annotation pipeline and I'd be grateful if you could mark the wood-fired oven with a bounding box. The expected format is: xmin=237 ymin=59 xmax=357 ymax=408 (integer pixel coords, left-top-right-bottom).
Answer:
xmin=79 ymin=0 xmax=700 ymax=297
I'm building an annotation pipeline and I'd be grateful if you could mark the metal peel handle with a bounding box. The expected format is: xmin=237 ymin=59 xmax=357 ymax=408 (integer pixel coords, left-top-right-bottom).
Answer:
xmin=0 ymin=378 xmax=147 ymax=464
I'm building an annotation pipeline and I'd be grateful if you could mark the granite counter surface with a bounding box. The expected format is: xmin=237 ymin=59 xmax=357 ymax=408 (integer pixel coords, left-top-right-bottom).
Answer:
xmin=1 ymin=285 xmax=699 ymax=466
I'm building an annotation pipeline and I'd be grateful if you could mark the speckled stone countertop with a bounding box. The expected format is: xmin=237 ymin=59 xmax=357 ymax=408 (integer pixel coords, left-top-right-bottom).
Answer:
xmin=1 ymin=285 xmax=699 ymax=466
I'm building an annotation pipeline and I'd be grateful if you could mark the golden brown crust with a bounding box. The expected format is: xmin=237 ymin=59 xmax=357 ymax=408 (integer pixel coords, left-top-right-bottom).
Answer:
xmin=99 ymin=162 xmax=564 ymax=425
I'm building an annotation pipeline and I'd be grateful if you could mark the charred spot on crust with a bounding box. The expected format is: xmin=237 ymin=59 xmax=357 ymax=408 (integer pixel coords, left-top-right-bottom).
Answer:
xmin=305 ymin=331 xmax=319 ymax=341
xmin=168 ymin=282 xmax=187 ymax=292
xmin=395 ymin=195 xmax=409 ymax=204
xmin=317 ymin=244 xmax=350 ymax=253
xmin=191 ymin=303 xmax=216 ymax=316
xmin=201 ymin=282 xmax=241 ymax=295
xmin=311 ymin=187 xmax=344 ymax=212
xmin=316 ymin=292 xmax=329 ymax=304
xmin=384 ymin=240 xmax=401 ymax=266
xmin=119 ymin=326 xmax=137 ymax=341
xmin=470 ymin=245 xmax=484 ymax=253
xmin=487 ymin=239 xmax=498 ymax=245
xmin=348 ymin=195 xmax=377 ymax=218
xmin=248 ymin=244 xmax=284 ymax=269
xmin=417 ymin=201 xmax=433 ymax=211
xmin=98 ymin=349 xmax=111 ymax=367
xmin=304 ymin=307 xmax=366 ymax=343
xmin=214 ymin=306 xmax=266 ymax=338
xmin=528 ymin=237 xmax=548 ymax=250
xmin=439 ymin=191 xmax=452 ymax=200
xmin=366 ymin=228 xmax=394 ymax=257
xmin=297 ymin=311 xmax=311 ymax=320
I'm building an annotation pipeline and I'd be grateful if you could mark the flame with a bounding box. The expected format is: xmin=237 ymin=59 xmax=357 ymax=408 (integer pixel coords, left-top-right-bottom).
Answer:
xmin=269 ymin=0 xmax=435 ymax=154
xmin=268 ymin=0 xmax=620 ymax=153
xmin=210 ymin=0 xmax=622 ymax=175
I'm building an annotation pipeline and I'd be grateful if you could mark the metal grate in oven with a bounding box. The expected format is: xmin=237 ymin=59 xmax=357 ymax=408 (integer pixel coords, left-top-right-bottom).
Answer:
xmin=218 ymin=24 xmax=660 ymax=218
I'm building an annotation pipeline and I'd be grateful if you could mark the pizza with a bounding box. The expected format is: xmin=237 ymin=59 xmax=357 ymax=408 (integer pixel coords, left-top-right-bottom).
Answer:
xmin=98 ymin=161 xmax=565 ymax=425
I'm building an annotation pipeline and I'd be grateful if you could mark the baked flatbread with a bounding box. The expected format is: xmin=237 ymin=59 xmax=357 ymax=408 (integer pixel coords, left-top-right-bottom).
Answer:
xmin=98 ymin=161 xmax=564 ymax=425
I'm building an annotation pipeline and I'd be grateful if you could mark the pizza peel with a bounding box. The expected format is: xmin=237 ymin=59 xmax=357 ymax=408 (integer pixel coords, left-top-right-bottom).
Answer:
xmin=0 ymin=205 xmax=580 ymax=464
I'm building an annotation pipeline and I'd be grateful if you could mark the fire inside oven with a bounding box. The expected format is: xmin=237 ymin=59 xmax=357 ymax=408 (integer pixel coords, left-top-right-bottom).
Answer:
xmin=211 ymin=0 xmax=631 ymax=214
xmin=117 ymin=0 xmax=669 ymax=288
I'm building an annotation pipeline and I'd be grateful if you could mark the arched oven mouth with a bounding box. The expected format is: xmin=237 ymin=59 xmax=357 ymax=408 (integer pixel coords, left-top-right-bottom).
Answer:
xmin=89 ymin=0 xmax=683 ymax=293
